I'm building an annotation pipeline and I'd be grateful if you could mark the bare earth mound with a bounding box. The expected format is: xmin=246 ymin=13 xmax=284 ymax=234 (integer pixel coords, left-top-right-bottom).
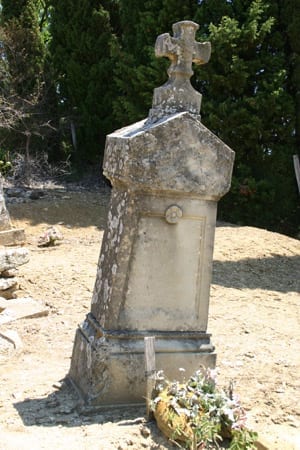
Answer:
xmin=0 ymin=188 xmax=299 ymax=449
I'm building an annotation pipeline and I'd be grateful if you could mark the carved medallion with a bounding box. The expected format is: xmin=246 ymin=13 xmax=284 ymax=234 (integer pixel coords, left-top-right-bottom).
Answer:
xmin=165 ymin=205 xmax=183 ymax=224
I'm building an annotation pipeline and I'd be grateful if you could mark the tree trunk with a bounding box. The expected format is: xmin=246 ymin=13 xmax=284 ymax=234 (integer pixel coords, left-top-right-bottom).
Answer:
xmin=24 ymin=132 xmax=31 ymax=182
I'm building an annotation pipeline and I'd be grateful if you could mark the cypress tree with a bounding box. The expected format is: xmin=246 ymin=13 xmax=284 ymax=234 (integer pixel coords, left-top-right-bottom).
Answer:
xmin=50 ymin=0 xmax=119 ymax=165
xmin=0 ymin=0 xmax=58 ymax=166
xmin=279 ymin=0 xmax=300 ymax=150
xmin=1 ymin=0 xmax=46 ymax=96
xmin=195 ymin=0 xmax=298 ymax=234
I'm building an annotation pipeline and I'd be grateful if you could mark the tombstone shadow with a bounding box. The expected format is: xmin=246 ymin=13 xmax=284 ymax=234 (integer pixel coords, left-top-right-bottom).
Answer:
xmin=13 ymin=381 xmax=173 ymax=447
xmin=212 ymin=254 xmax=300 ymax=293
xmin=13 ymin=380 xmax=141 ymax=427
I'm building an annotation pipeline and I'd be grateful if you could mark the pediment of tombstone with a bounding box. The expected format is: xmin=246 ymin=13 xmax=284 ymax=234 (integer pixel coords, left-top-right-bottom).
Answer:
xmin=103 ymin=111 xmax=235 ymax=200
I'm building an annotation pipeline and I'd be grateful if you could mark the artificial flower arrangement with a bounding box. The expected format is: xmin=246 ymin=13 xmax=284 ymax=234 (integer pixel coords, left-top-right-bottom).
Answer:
xmin=151 ymin=367 xmax=258 ymax=449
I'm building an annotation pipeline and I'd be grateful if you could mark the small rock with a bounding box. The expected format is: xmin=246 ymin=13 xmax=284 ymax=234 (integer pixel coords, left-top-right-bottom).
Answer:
xmin=5 ymin=188 xmax=25 ymax=198
xmin=0 ymin=269 xmax=18 ymax=278
xmin=140 ymin=425 xmax=151 ymax=438
xmin=0 ymin=247 xmax=30 ymax=272
xmin=53 ymin=381 xmax=63 ymax=389
xmin=0 ymin=285 xmax=18 ymax=299
xmin=28 ymin=190 xmax=45 ymax=200
xmin=0 ymin=278 xmax=18 ymax=291
xmin=38 ymin=226 xmax=64 ymax=247
xmin=0 ymin=296 xmax=48 ymax=325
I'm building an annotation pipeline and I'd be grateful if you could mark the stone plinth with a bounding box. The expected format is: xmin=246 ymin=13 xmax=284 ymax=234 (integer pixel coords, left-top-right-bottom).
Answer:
xmin=69 ymin=20 xmax=235 ymax=406
xmin=0 ymin=228 xmax=26 ymax=246
xmin=0 ymin=179 xmax=25 ymax=246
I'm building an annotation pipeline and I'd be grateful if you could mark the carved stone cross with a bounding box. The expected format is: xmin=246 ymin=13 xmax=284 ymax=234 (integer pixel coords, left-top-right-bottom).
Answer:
xmin=148 ymin=21 xmax=211 ymax=122
xmin=156 ymin=21 xmax=211 ymax=80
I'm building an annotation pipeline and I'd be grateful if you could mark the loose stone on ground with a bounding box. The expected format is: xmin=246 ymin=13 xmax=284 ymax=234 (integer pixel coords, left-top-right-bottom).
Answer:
xmin=0 ymin=297 xmax=48 ymax=325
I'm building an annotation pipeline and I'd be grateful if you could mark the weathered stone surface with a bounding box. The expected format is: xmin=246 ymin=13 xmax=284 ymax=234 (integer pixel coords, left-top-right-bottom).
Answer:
xmin=0 ymin=178 xmax=11 ymax=231
xmin=0 ymin=248 xmax=29 ymax=272
xmin=70 ymin=20 xmax=234 ymax=407
xmin=0 ymin=229 xmax=26 ymax=246
xmin=0 ymin=177 xmax=26 ymax=245
xmin=148 ymin=21 xmax=210 ymax=122
xmin=0 ymin=277 xmax=17 ymax=292
xmin=70 ymin=322 xmax=215 ymax=405
xmin=0 ymin=269 xmax=18 ymax=278
xmin=90 ymin=192 xmax=218 ymax=333
xmin=0 ymin=278 xmax=18 ymax=299
xmin=103 ymin=113 xmax=234 ymax=199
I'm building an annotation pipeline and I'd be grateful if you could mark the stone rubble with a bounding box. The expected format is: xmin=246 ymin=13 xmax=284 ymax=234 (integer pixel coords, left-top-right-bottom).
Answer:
xmin=0 ymin=247 xmax=30 ymax=319
xmin=0 ymin=297 xmax=48 ymax=325
xmin=0 ymin=185 xmax=33 ymax=324
xmin=0 ymin=278 xmax=18 ymax=299
xmin=0 ymin=247 xmax=29 ymax=273
xmin=38 ymin=226 xmax=64 ymax=247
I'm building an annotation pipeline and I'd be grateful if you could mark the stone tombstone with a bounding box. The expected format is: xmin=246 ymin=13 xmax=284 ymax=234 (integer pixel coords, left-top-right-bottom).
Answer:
xmin=0 ymin=176 xmax=25 ymax=246
xmin=70 ymin=21 xmax=235 ymax=406
xmin=0 ymin=176 xmax=12 ymax=232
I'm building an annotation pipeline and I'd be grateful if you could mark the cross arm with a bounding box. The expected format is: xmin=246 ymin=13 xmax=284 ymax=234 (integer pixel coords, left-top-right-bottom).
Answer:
xmin=193 ymin=41 xmax=211 ymax=65
xmin=155 ymin=33 xmax=178 ymax=61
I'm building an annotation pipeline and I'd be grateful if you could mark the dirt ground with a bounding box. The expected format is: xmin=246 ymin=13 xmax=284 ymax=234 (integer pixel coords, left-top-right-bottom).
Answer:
xmin=0 ymin=186 xmax=299 ymax=449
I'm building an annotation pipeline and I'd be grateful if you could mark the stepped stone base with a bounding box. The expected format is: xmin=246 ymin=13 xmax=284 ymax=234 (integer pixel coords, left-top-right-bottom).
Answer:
xmin=69 ymin=313 xmax=216 ymax=406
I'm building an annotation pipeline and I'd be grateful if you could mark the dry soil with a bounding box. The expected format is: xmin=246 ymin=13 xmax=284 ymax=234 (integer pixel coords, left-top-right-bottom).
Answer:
xmin=0 ymin=186 xmax=299 ymax=449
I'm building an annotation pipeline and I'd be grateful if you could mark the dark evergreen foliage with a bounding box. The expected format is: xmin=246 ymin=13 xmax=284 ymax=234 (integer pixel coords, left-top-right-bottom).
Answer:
xmin=195 ymin=0 xmax=298 ymax=234
xmin=1 ymin=0 xmax=46 ymax=96
xmin=0 ymin=0 xmax=298 ymax=234
xmin=113 ymin=0 xmax=199 ymax=125
xmin=49 ymin=0 xmax=119 ymax=164
xmin=0 ymin=0 xmax=58 ymax=162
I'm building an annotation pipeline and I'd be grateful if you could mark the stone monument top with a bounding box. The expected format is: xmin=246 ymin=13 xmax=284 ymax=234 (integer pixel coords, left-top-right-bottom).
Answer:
xmin=149 ymin=20 xmax=211 ymax=122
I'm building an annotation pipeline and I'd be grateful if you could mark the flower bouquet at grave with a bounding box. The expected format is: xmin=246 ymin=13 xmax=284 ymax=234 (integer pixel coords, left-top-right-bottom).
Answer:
xmin=151 ymin=367 xmax=258 ymax=449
